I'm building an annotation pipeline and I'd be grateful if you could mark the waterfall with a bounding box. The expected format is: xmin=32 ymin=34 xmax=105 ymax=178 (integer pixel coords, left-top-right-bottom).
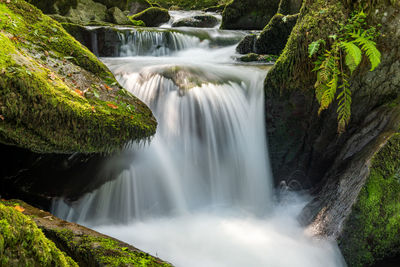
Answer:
xmin=53 ymin=21 xmax=345 ymax=267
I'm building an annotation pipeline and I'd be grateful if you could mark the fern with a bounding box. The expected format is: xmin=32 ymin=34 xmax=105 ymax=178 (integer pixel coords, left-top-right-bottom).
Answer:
xmin=351 ymin=33 xmax=381 ymax=71
xmin=340 ymin=41 xmax=362 ymax=74
xmin=337 ymin=75 xmax=352 ymax=133
xmin=309 ymin=9 xmax=381 ymax=133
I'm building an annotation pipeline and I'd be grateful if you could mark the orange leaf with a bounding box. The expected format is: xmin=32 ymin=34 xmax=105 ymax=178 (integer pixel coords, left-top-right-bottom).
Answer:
xmin=104 ymin=84 xmax=113 ymax=91
xmin=74 ymin=89 xmax=84 ymax=97
xmin=14 ymin=205 xmax=25 ymax=212
xmin=107 ymin=103 xmax=118 ymax=109
xmin=0 ymin=115 xmax=4 ymax=121
xmin=91 ymin=106 xmax=96 ymax=113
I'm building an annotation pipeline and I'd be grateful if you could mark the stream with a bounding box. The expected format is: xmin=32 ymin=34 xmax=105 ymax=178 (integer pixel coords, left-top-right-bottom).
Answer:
xmin=53 ymin=12 xmax=346 ymax=267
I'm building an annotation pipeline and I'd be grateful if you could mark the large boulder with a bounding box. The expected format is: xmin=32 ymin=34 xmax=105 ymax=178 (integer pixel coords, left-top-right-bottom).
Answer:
xmin=64 ymin=0 xmax=107 ymax=23
xmin=221 ymin=0 xmax=280 ymax=30
xmin=0 ymin=0 xmax=156 ymax=154
xmin=172 ymin=14 xmax=219 ymax=28
xmin=129 ymin=7 xmax=170 ymax=27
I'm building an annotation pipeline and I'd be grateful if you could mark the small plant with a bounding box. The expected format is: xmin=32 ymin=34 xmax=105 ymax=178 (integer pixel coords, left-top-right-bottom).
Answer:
xmin=308 ymin=10 xmax=381 ymax=133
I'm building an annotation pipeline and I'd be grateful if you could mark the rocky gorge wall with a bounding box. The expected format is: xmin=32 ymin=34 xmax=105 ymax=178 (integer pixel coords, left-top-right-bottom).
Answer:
xmin=263 ymin=0 xmax=400 ymax=265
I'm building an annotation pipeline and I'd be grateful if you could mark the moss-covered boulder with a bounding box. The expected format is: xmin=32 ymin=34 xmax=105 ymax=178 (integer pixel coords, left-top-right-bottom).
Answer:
xmin=221 ymin=0 xmax=280 ymax=30
xmin=172 ymin=14 xmax=219 ymax=28
xmin=1 ymin=200 xmax=171 ymax=266
xmin=106 ymin=6 xmax=132 ymax=24
xmin=0 ymin=0 xmax=156 ymax=154
xmin=0 ymin=202 xmax=77 ymax=266
xmin=255 ymin=13 xmax=298 ymax=55
xmin=339 ymin=134 xmax=400 ymax=267
xmin=129 ymin=7 xmax=170 ymax=27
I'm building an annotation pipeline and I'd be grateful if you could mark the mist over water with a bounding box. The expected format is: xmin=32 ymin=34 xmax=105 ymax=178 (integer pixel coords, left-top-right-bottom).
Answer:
xmin=53 ymin=18 xmax=346 ymax=267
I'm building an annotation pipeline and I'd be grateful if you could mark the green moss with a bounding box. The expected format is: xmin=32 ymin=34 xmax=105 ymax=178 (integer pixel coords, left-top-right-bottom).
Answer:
xmin=0 ymin=0 xmax=156 ymax=153
xmin=51 ymin=229 xmax=171 ymax=266
xmin=0 ymin=203 xmax=77 ymax=266
xmin=339 ymin=134 xmax=400 ymax=267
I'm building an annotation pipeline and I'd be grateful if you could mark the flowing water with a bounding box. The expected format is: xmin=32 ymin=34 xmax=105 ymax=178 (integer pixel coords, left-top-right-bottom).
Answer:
xmin=53 ymin=14 xmax=346 ymax=267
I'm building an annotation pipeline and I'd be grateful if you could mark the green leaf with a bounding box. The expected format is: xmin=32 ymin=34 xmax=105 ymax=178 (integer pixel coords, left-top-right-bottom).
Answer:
xmin=309 ymin=40 xmax=322 ymax=57
xmin=340 ymin=41 xmax=362 ymax=74
xmin=351 ymin=33 xmax=381 ymax=71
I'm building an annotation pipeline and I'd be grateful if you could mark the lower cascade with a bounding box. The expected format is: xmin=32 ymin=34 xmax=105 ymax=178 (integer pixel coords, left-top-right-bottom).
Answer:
xmin=53 ymin=23 xmax=346 ymax=267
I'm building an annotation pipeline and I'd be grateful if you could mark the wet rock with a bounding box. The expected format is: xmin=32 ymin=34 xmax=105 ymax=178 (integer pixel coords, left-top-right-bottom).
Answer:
xmin=237 ymin=53 xmax=277 ymax=63
xmin=172 ymin=14 xmax=219 ymax=28
xmin=129 ymin=7 xmax=170 ymax=27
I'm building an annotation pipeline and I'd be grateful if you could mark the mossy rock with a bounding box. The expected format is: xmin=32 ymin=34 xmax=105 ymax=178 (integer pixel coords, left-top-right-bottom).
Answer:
xmin=221 ymin=0 xmax=280 ymax=30
xmin=0 ymin=0 xmax=156 ymax=154
xmin=129 ymin=7 xmax=170 ymax=27
xmin=0 ymin=202 xmax=77 ymax=266
xmin=255 ymin=13 xmax=298 ymax=55
xmin=127 ymin=0 xmax=152 ymax=15
xmin=64 ymin=0 xmax=108 ymax=23
xmin=339 ymin=133 xmax=400 ymax=267
xmin=106 ymin=6 xmax=132 ymax=25
xmin=1 ymin=200 xmax=172 ymax=266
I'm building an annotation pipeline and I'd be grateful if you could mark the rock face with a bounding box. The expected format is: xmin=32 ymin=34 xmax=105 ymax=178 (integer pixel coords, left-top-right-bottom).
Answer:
xmin=264 ymin=0 xmax=400 ymax=264
xmin=1 ymin=200 xmax=171 ymax=266
xmin=129 ymin=7 xmax=170 ymax=27
xmin=221 ymin=0 xmax=280 ymax=30
xmin=0 ymin=1 xmax=156 ymax=154
xmin=172 ymin=14 xmax=219 ymax=28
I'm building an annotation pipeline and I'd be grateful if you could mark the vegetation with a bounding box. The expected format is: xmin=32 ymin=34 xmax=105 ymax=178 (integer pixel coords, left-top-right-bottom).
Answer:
xmin=308 ymin=10 xmax=381 ymax=133
xmin=340 ymin=134 xmax=400 ymax=266
xmin=0 ymin=203 xmax=77 ymax=266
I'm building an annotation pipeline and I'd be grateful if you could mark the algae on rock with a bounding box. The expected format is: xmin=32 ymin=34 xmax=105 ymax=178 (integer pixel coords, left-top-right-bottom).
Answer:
xmin=129 ymin=7 xmax=170 ymax=27
xmin=0 ymin=0 xmax=157 ymax=154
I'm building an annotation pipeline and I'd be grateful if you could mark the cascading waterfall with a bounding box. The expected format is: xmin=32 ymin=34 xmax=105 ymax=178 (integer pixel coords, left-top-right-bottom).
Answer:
xmin=53 ymin=16 xmax=346 ymax=267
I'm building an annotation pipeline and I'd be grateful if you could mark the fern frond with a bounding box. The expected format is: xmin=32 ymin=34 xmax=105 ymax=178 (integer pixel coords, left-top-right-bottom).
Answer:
xmin=351 ymin=33 xmax=381 ymax=71
xmin=340 ymin=41 xmax=362 ymax=74
xmin=318 ymin=71 xmax=338 ymax=115
xmin=337 ymin=77 xmax=352 ymax=133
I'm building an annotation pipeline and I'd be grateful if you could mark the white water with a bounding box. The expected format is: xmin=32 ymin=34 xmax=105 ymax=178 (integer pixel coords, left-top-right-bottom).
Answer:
xmin=53 ymin=19 xmax=346 ymax=267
